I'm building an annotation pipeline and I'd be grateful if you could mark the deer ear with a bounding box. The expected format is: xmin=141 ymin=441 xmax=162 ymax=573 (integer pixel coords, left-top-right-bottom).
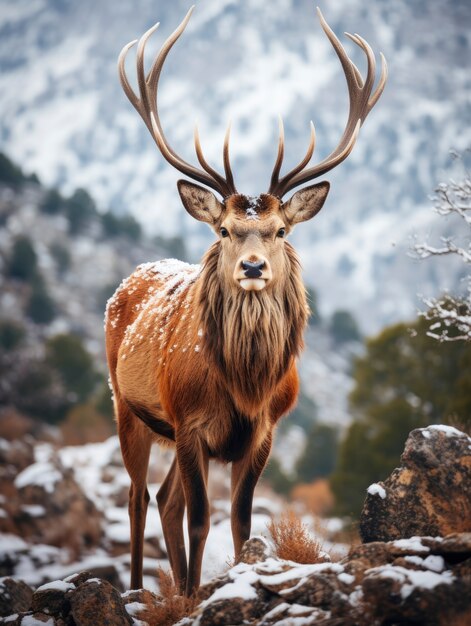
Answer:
xmin=282 ymin=182 xmax=330 ymax=225
xmin=177 ymin=180 xmax=224 ymax=224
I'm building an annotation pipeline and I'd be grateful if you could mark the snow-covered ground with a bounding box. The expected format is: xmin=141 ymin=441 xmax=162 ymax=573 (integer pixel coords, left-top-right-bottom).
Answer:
xmin=0 ymin=435 xmax=348 ymax=592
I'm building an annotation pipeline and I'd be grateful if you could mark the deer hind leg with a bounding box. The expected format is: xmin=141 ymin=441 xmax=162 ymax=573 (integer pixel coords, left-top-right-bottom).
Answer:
xmin=116 ymin=400 xmax=152 ymax=590
xmin=176 ymin=432 xmax=210 ymax=596
xmin=157 ymin=457 xmax=187 ymax=593
xmin=231 ymin=435 xmax=272 ymax=559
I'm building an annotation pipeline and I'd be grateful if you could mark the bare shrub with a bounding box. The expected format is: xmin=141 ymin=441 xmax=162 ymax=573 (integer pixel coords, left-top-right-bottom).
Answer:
xmin=268 ymin=511 xmax=324 ymax=564
xmin=140 ymin=568 xmax=198 ymax=626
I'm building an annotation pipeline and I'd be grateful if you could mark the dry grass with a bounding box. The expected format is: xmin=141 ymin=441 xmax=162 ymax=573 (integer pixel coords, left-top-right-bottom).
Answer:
xmin=139 ymin=568 xmax=198 ymax=626
xmin=291 ymin=479 xmax=335 ymax=516
xmin=268 ymin=510 xmax=325 ymax=564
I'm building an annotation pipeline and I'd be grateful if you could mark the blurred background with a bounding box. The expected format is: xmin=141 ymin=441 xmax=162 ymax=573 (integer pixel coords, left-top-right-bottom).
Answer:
xmin=0 ymin=0 xmax=470 ymax=590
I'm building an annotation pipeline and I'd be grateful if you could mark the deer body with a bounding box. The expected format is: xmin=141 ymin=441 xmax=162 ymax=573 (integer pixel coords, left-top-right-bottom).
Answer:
xmin=109 ymin=5 xmax=387 ymax=595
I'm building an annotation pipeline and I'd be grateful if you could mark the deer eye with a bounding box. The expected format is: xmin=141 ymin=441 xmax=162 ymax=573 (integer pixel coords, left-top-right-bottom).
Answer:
xmin=220 ymin=227 xmax=229 ymax=238
xmin=277 ymin=227 xmax=286 ymax=238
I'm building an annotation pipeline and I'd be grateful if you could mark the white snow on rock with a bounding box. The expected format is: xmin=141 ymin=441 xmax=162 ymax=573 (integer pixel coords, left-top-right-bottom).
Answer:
xmin=20 ymin=616 xmax=55 ymax=626
xmin=20 ymin=505 xmax=46 ymax=517
xmin=367 ymin=564 xmax=455 ymax=599
xmin=393 ymin=538 xmax=430 ymax=553
xmin=36 ymin=580 xmax=76 ymax=592
xmin=260 ymin=562 xmax=343 ymax=591
xmin=14 ymin=462 xmax=62 ymax=494
xmin=0 ymin=534 xmax=28 ymax=553
xmin=367 ymin=483 xmax=386 ymax=499
xmin=125 ymin=601 xmax=147 ymax=616
xmin=420 ymin=425 xmax=470 ymax=440
xmin=202 ymin=563 xmax=259 ymax=605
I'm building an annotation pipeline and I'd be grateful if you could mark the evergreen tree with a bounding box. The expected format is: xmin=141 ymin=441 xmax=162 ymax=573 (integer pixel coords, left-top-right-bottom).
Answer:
xmin=329 ymin=310 xmax=361 ymax=344
xmin=330 ymin=316 xmax=471 ymax=517
xmin=0 ymin=152 xmax=27 ymax=188
xmin=26 ymin=275 xmax=56 ymax=324
xmin=0 ymin=319 xmax=25 ymax=351
xmin=296 ymin=423 xmax=338 ymax=483
xmin=262 ymin=457 xmax=295 ymax=496
xmin=7 ymin=236 xmax=37 ymax=281
xmin=40 ymin=189 xmax=64 ymax=215
xmin=66 ymin=188 xmax=97 ymax=234
xmin=46 ymin=333 xmax=98 ymax=401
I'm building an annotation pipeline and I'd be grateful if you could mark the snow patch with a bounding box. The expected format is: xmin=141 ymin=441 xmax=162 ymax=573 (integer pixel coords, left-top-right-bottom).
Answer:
xmin=367 ymin=483 xmax=386 ymax=499
xmin=393 ymin=538 xmax=430 ymax=553
xmin=368 ymin=564 xmax=454 ymax=599
xmin=20 ymin=616 xmax=55 ymax=626
xmin=203 ymin=563 xmax=259 ymax=604
xmin=36 ymin=580 xmax=75 ymax=593
xmin=421 ymin=424 xmax=469 ymax=439
xmin=21 ymin=505 xmax=46 ymax=517
xmin=15 ymin=462 xmax=61 ymax=494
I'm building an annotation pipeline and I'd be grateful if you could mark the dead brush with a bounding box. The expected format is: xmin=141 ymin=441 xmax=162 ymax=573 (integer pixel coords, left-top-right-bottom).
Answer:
xmin=139 ymin=567 xmax=198 ymax=626
xmin=268 ymin=511 xmax=326 ymax=564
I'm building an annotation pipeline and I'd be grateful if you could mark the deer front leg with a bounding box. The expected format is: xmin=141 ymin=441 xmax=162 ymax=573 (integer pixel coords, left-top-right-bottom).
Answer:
xmin=231 ymin=435 xmax=272 ymax=559
xmin=116 ymin=402 xmax=152 ymax=590
xmin=157 ymin=457 xmax=187 ymax=594
xmin=176 ymin=432 xmax=210 ymax=596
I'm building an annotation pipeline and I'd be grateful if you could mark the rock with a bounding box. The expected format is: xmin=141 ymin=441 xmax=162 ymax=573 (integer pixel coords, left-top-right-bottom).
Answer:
xmin=0 ymin=578 xmax=33 ymax=617
xmin=9 ymin=612 xmax=56 ymax=625
xmin=238 ymin=536 xmax=272 ymax=564
xmin=197 ymin=575 xmax=231 ymax=604
xmin=3 ymin=455 xmax=103 ymax=557
xmin=360 ymin=425 xmax=471 ymax=542
xmin=181 ymin=532 xmax=471 ymax=625
xmin=258 ymin=602 xmax=331 ymax=626
xmin=196 ymin=596 xmax=266 ymax=626
xmin=69 ymin=579 xmax=132 ymax=626
xmin=121 ymin=588 xmax=160 ymax=622
xmin=68 ymin=566 xmax=124 ymax=593
xmin=362 ymin=560 xmax=471 ymax=626
xmin=31 ymin=580 xmax=75 ymax=618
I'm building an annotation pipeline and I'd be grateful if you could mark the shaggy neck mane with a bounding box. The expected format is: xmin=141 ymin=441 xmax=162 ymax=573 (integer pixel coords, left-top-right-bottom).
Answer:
xmin=197 ymin=242 xmax=308 ymax=413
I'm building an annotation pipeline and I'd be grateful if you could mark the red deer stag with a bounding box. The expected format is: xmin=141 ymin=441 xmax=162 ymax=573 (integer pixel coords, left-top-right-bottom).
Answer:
xmin=106 ymin=5 xmax=387 ymax=595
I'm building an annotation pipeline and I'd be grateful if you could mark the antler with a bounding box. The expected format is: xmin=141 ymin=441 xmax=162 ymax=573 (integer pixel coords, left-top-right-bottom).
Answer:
xmin=118 ymin=6 xmax=237 ymax=198
xmin=269 ymin=7 xmax=388 ymax=198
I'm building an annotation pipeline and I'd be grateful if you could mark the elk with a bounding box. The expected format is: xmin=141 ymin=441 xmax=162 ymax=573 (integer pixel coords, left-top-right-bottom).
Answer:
xmin=106 ymin=5 xmax=387 ymax=595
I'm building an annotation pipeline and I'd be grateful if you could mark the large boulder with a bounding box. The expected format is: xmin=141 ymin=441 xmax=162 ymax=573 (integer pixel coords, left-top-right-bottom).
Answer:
xmin=360 ymin=425 xmax=471 ymax=542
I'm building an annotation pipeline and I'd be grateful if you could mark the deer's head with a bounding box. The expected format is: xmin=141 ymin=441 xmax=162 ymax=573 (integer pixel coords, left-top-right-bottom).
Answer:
xmin=118 ymin=6 xmax=387 ymax=294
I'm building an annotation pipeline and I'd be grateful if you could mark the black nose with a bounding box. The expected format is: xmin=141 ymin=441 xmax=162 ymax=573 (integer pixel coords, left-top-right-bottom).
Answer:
xmin=242 ymin=260 xmax=265 ymax=278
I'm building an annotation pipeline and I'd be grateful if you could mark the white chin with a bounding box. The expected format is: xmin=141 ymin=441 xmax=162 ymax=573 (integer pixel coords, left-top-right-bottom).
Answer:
xmin=239 ymin=278 xmax=266 ymax=291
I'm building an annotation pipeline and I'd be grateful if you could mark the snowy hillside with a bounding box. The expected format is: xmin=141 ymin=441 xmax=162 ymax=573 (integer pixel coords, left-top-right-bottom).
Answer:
xmin=1 ymin=0 xmax=469 ymax=330
xmin=0 ymin=433 xmax=345 ymax=592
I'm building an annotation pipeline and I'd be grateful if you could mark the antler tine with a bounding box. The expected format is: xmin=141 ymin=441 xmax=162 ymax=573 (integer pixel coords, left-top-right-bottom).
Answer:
xmin=270 ymin=121 xmax=316 ymax=196
xmin=269 ymin=7 xmax=387 ymax=198
xmin=368 ymin=52 xmax=388 ymax=112
xmin=118 ymin=7 xmax=237 ymax=198
xmin=136 ymin=22 xmax=160 ymax=122
xmin=345 ymin=32 xmax=376 ymax=98
xmin=223 ymin=121 xmax=236 ymax=192
xmin=269 ymin=116 xmax=285 ymax=193
xmin=118 ymin=39 xmax=140 ymax=111
xmin=194 ymin=124 xmax=229 ymax=188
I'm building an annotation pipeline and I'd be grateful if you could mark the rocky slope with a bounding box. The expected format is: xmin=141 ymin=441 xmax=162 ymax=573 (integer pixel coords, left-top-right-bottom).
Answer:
xmin=0 ymin=425 xmax=469 ymax=625
xmin=1 ymin=532 xmax=470 ymax=625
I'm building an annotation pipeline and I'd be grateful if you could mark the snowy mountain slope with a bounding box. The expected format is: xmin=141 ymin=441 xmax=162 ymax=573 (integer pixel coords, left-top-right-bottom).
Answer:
xmin=0 ymin=0 xmax=470 ymax=330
